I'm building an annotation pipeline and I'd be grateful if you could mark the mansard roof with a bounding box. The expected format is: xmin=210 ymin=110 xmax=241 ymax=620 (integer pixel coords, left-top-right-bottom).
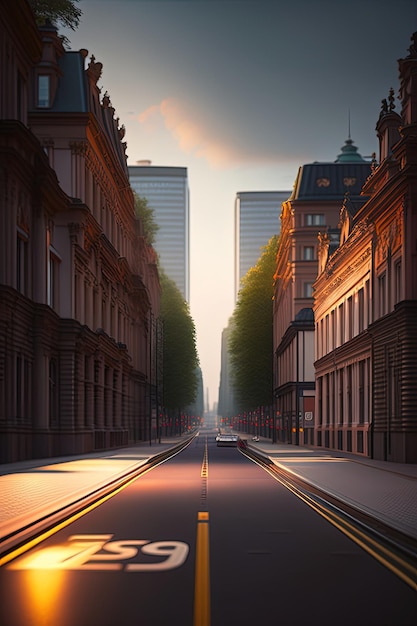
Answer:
xmin=290 ymin=138 xmax=372 ymax=201
xmin=30 ymin=24 xmax=129 ymax=176
xmin=294 ymin=307 xmax=314 ymax=323
xmin=51 ymin=52 xmax=88 ymax=112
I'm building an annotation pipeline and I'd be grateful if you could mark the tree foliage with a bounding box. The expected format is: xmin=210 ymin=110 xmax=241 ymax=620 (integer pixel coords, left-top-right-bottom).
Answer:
xmin=28 ymin=0 xmax=82 ymax=30
xmin=229 ymin=235 xmax=279 ymax=411
xmin=160 ymin=272 xmax=199 ymax=413
xmin=133 ymin=192 xmax=159 ymax=246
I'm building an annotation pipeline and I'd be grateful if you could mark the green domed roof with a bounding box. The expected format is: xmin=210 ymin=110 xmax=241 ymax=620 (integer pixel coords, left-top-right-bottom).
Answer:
xmin=335 ymin=137 xmax=365 ymax=162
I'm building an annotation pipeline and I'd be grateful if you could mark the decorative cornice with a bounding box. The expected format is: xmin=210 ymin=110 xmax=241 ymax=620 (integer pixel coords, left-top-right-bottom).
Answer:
xmin=324 ymin=217 xmax=373 ymax=276
xmin=68 ymin=222 xmax=81 ymax=243
xmin=86 ymin=55 xmax=103 ymax=84
xmin=69 ymin=141 xmax=88 ymax=156
xmin=321 ymin=247 xmax=372 ymax=297
xmin=375 ymin=209 xmax=403 ymax=266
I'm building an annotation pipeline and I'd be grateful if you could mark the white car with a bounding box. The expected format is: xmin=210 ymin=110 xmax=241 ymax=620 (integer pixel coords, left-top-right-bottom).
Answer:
xmin=216 ymin=434 xmax=239 ymax=447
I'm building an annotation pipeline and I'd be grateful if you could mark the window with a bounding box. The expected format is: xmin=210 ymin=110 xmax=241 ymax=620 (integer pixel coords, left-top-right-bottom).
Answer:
xmin=17 ymin=231 xmax=29 ymax=295
xmin=330 ymin=371 xmax=335 ymax=426
xmin=303 ymin=246 xmax=315 ymax=260
xmin=16 ymin=355 xmax=30 ymax=419
xmin=306 ymin=214 xmax=325 ymax=226
xmin=16 ymin=356 xmax=22 ymax=419
xmin=395 ymin=260 xmax=402 ymax=304
xmin=338 ymin=369 xmax=344 ymax=425
xmin=49 ymin=359 xmax=58 ymax=425
xmin=358 ymin=360 xmax=365 ymax=424
xmin=317 ymin=377 xmax=323 ymax=425
xmin=325 ymin=315 xmax=329 ymax=354
xmin=48 ymin=246 xmax=60 ymax=309
xmin=347 ymin=365 xmax=352 ymax=424
xmin=338 ymin=303 xmax=344 ymax=345
xmin=304 ymin=282 xmax=314 ymax=297
xmin=43 ymin=142 xmax=54 ymax=167
xmin=330 ymin=309 xmax=335 ymax=351
xmin=319 ymin=318 xmax=324 ymax=358
xmin=17 ymin=70 xmax=25 ymax=122
xmin=325 ymin=373 xmax=330 ymax=425
xmin=378 ymin=273 xmax=386 ymax=316
xmin=347 ymin=296 xmax=353 ymax=340
xmin=358 ymin=288 xmax=364 ymax=333
xmin=37 ymin=75 xmax=50 ymax=107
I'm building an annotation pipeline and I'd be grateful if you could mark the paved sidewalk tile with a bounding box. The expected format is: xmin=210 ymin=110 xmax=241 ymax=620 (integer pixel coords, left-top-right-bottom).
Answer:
xmin=0 ymin=437 xmax=189 ymax=540
xmin=1 ymin=433 xmax=416 ymax=544
xmin=246 ymin=438 xmax=417 ymax=539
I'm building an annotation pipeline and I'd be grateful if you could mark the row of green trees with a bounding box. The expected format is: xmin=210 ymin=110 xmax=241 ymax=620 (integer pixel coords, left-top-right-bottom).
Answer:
xmin=229 ymin=235 xmax=279 ymax=413
xmin=134 ymin=194 xmax=200 ymax=416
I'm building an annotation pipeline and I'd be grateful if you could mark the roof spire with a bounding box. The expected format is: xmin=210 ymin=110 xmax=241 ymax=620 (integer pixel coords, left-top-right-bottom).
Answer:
xmin=335 ymin=111 xmax=365 ymax=162
xmin=335 ymin=136 xmax=365 ymax=163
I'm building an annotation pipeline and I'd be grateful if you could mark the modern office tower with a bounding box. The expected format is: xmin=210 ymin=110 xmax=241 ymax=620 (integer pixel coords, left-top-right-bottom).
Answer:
xmin=219 ymin=190 xmax=290 ymax=418
xmin=217 ymin=319 xmax=238 ymax=422
xmin=128 ymin=164 xmax=190 ymax=302
xmin=234 ymin=191 xmax=290 ymax=300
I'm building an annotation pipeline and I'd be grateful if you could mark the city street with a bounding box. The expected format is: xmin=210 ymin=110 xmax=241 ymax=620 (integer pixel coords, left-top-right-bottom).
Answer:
xmin=0 ymin=429 xmax=415 ymax=626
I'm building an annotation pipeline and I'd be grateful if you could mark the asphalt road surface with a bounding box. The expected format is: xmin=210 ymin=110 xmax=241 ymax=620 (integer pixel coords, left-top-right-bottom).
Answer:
xmin=0 ymin=428 xmax=415 ymax=626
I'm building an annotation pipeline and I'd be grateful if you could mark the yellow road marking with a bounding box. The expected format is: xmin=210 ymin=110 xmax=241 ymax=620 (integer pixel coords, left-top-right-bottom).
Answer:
xmin=0 ymin=445 xmax=191 ymax=569
xmin=193 ymin=512 xmax=211 ymax=626
xmin=201 ymin=437 xmax=209 ymax=478
xmin=245 ymin=452 xmax=417 ymax=592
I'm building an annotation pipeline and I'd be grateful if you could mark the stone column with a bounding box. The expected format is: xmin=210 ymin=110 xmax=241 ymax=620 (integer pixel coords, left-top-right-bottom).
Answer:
xmin=32 ymin=338 xmax=48 ymax=429
xmin=94 ymin=355 xmax=104 ymax=429
xmin=75 ymin=350 xmax=85 ymax=430
xmin=32 ymin=213 xmax=47 ymax=304
xmin=85 ymin=354 xmax=94 ymax=430
xmin=114 ymin=366 xmax=122 ymax=429
xmin=104 ymin=365 xmax=112 ymax=429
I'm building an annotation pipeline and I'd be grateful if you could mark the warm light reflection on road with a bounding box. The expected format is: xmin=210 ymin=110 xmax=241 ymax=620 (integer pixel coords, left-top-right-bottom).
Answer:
xmin=9 ymin=535 xmax=115 ymax=570
xmin=15 ymin=568 xmax=65 ymax=624
xmin=8 ymin=535 xmax=190 ymax=572
xmin=272 ymin=457 xmax=348 ymax=463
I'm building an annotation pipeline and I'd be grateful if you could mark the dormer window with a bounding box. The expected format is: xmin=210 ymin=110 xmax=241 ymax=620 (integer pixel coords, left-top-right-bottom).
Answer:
xmin=306 ymin=214 xmax=325 ymax=226
xmin=37 ymin=75 xmax=50 ymax=108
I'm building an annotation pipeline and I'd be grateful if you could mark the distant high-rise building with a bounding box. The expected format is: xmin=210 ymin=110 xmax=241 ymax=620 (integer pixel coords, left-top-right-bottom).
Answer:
xmin=234 ymin=191 xmax=290 ymax=300
xmin=128 ymin=165 xmax=190 ymax=302
xmin=218 ymin=191 xmax=290 ymax=419
xmin=217 ymin=319 xmax=238 ymax=421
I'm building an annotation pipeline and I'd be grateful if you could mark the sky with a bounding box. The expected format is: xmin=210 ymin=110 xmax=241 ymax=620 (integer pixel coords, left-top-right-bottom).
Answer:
xmin=60 ymin=0 xmax=417 ymax=410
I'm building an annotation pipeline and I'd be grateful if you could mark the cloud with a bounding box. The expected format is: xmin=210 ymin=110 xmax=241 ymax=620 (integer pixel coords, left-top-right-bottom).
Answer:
xmin=138 ymin=104 xmax=162 ymax=129
xmin=137 ymin=97 xmax=272 ymax=169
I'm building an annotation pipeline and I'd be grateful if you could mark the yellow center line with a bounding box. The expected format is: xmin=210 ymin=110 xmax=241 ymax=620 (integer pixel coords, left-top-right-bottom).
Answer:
xmin=246 ymin=452 xmax=417 ymax=592
xmin=193 ymin=511 xmax=211 ymax=626
xmin=201 ymin=437 xmax=208 ymax=478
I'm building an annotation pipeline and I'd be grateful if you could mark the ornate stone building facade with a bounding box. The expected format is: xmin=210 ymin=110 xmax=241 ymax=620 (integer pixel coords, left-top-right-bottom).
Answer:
xmin=314 ymin=33 xmax=417 ymax=463
xmin=273 ymin=139 xmax=372 ymax=445
xmin=0 ymin=1 xmax=160 ymax=462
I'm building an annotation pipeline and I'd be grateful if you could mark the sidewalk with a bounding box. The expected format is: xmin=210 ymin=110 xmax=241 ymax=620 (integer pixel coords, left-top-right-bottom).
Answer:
xmin=0 ymin=434 xmax=192 ymax=553
xmin=245 ymin=436 xmax=417 ymax=541
xmin=0 ymin=432 xmax=416 ymax=554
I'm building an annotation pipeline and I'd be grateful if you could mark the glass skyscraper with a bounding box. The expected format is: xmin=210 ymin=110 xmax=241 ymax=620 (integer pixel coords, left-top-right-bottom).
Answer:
xmin=128 ymin=165 xmax=190 ymax=302
xmin=234 ymin=191 xmax=290 ymax=300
